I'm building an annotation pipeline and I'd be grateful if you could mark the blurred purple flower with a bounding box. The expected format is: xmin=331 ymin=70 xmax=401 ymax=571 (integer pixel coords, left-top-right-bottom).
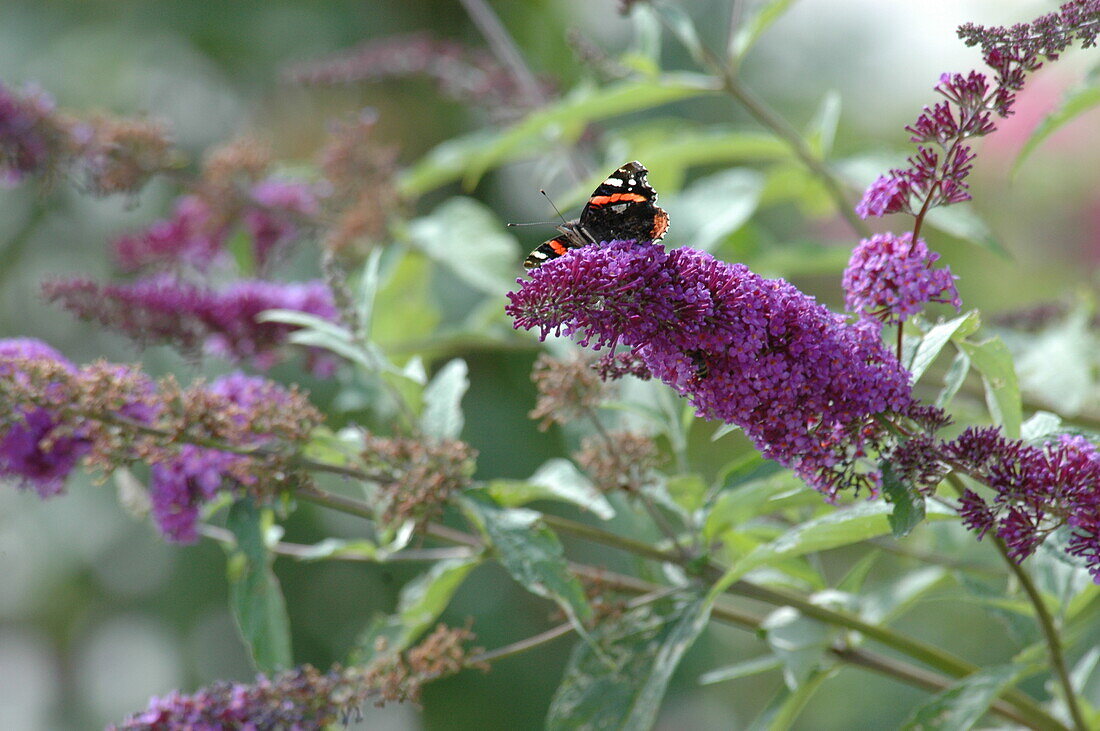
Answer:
xmin=113 ymin=195 xmax=226 ymax=273
xmin=44 ymin=276 xmax=340 ymax=375
xmin=245 ymin=178 xmax=320 ymax=269
xmin=0 ymin=338 xmax=87 ymax=497
xmin=111 ymin=664 xmax=363 ymax=730
xmin=0 ymin=82 xmax=65 ymax=186
xmin=843 ymin=232 xmax=961 ymax=325
xmin=507 ymin=241 xmax=913 ymax=498
xmin=148 ymin=372 xmax=298 ymax=543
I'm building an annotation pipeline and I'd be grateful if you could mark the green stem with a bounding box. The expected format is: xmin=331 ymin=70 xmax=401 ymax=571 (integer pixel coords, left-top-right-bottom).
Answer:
xmin=544 ymin=511 xmax=1064 ymax=730
xmin=717 ymin=71 xmax=871 ymax=239
xmin=994 ymin=537 xmax=1087 ymax=731
xmin=295 ymin=486 xmax=1064 ymax=729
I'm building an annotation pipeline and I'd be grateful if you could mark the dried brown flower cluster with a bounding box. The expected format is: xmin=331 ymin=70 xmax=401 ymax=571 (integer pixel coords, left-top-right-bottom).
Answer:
xmin=528 ymin=353 xmax=610 ymax=431
xmin=1 ymin=81 xmax=178 ymax=194
xmin=74 ymin=115 xmax=180 ymax=196
xmin=317 ymin=112 xmax=401 ymax=261
xmin=363 ymin=435 xmax=477 ymax=528
xmin=365 ymin=624 xmax=487 ymax=707
xmin=574 ymin=431 xmax=660 ymax=494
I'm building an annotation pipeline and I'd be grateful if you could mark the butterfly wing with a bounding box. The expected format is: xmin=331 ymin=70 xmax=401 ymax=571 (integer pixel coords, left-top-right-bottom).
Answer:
xmin=576 ymin=161 xmax=669 ymax=244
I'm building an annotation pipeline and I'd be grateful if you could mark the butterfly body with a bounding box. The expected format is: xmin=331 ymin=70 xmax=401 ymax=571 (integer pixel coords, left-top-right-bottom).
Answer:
xmin=523 ymin=161 xmax=669 ymax=269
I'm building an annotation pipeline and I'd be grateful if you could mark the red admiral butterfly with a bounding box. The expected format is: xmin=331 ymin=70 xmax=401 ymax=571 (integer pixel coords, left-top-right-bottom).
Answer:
xmin=523 ymin=161 xmax=670 ymax=269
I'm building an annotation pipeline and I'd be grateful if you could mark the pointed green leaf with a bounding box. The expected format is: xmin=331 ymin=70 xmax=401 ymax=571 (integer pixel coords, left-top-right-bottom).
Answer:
xmin=960 ymin=338 xmax=1022 ymax=438
xmin=936 ymin=349 xmax=971 ymax=409
xmin=1014 ymin=81 xmax=1100 ymax=175
xmin=405 ymin=197 xmax=518 ymax=295
xmin=461 ymin=75 xmax=720 ymax=187
xmin=420 ymin=358 xmax=469 ymax=440
xmin=880 ymin=460 xmax=926 ymax=538
xmin=651 ymin=4 xmax=708 ymax=67
xmin=355 ymin=557 xmax=481 ymax=661
xmin=461 ymin=495 xmax=593 ymax=628
xmin=225 ymin=500 xmax=293 ymax=673
xmin=708 ymin=502 xmax=955 ymax=603
xmin=908 ymin=312 xmax=979 ymax=382
xmin=662 ymin=169 xmax=763 ymax=252
xmin=486 ymin=458 xmax=614 ymax=520
xmin=547 ymin=593 xmax=712 ymax=731
xmin=901 ymin=664 xmax=1020 ymax=731
xmin=729 ymin=0 xmax=800 ymax=62
xmin=699 ymin=654 xmax=784 ymax=685
xmin=761 ymin=607 xmax=829 ymax=689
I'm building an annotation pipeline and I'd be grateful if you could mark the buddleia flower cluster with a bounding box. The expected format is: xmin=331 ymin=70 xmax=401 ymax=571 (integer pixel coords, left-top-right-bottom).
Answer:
xmin=0 ymin=338 xmax=321 ymax=542
xmin=508 ymin=241 xmax=914 ymax=499
xmin=0 ymin=80 xmax=178 ymax=193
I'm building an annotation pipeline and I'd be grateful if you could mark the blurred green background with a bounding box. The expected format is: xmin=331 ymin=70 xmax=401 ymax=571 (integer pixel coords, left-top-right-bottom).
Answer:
xmin=1 ymin=0 xmax=1098 ymax=728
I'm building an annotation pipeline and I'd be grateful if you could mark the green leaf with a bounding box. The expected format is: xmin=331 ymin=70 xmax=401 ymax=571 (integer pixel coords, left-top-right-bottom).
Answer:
xmin=699 ymin=654 xmax=783 ymax=685
xmin=225 ymin=500 xmax=293 ymax=673
xmin=462 ymin=75 xmax=720 ymax=187
xmin=485 ymin=458 xmax=615 ymax=520
xmin=573 ymin=129 xmax=787 ymax=205
xmin=901 ymin=664 xmax=1020 ymax=731
xmin=960 ymin=337 xmax=1023 ymax=438
xmin=703 ymin=473 xmax=813 ymax=545
xmin=405 ymin=197 xmax=518 ymax=295
xmin=354 ymin=557 xmax=481 ymax=661
xmin=663 ymin=169 xmax=764 ymax=252
xmin=908 ymin=312 xmax=980 ymax=382
xmin=936 ymin=349 xmax=971 ymax=409
xmin=419 ymin=358 xmax=469 ymax=440
xmin=708 ymin=502 xmax=955 ymax=603
xmin=1014 ymin=306 xmax=1100 ymax=416
xmin=398 ymin=128 xmax=497 ymax=197
xmin=880 ymin=460 xmax=926 ymax=538
xmin=461 ymin=495 xmax=593 ymax=629
xmin=761 ymin=607 xmax=829 ymax=689
xmin=1021 ymin=411 xmax=1064 ymax=442
xmin=1014 ymin=81 xmax=1100 ymax=175
xmin=665 ymin=473 xmax=708 ymax=515
xmin=651 ymin=4 xmax=709 ymax=67
xmin=547 ymin=593 xmax=712 ymax=731
xmin=805 ymin=91 xmax=841 ymax=158
xmin=355 ymin=247 xmax=385 ymax=342
xmin=729 ymin=0 xmax=800 ymax=62
xmin=861 ymin=567 xmax=946 ymax=624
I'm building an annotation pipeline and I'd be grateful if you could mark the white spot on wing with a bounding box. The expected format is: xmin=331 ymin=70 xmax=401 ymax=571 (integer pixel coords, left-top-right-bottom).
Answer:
xmin=603 ymin=176 xmax=623 ymax=187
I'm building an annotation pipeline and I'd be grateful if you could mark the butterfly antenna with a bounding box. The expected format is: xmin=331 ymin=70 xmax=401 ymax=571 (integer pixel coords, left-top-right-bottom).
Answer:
xmin=505 ymin=220 xmax=557 ymax=228
xmin=540 ymin=189 xmax=570 ymax=226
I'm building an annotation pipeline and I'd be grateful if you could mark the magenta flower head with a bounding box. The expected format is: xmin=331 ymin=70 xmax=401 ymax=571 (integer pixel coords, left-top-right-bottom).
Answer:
xmin=507 ymin=241 xmax=913 ymax=498
xmin=0 ymin=338 xmax=88 ymax=497
xmin=112 ymin=195 xmax=226 ymax=273
xmin=843 ymin=232 xmax=961 ymax=325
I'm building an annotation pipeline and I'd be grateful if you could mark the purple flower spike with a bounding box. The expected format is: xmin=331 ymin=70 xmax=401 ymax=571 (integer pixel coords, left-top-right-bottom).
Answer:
xmin=843 ymin=232 xmax=961 ymax=325
xmin=0 ymin=338 xmax=87 ymax=497
xmin=507 ymin=241 xmax=913 ymax=498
